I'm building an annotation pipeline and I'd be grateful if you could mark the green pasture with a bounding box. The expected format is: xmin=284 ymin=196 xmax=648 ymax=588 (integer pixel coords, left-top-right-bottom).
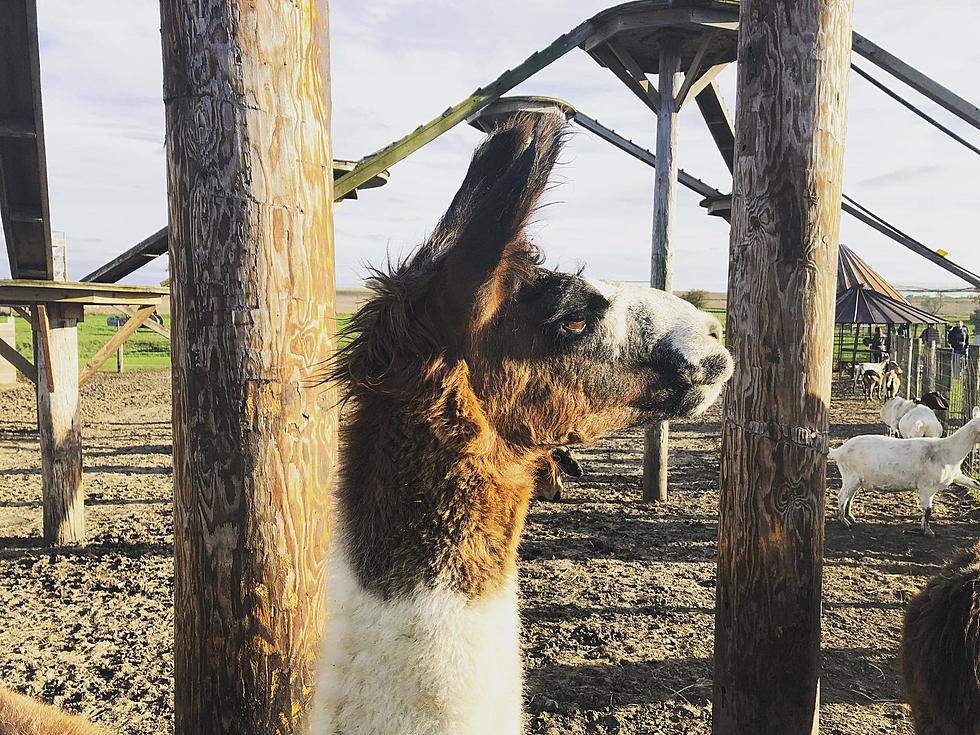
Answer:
xmin=8 ymin=313 xmax=358 ymax=374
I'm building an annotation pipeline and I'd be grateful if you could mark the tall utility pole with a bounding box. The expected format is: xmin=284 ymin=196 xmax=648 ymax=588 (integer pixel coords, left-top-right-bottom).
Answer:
xmin=713 ymin=0 xmax=853 ymax=733
xmin=160 ymin=2 xmax=338 ymax=733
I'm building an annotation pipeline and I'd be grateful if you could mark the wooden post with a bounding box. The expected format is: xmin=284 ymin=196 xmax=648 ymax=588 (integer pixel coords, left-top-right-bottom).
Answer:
xmin=34 ymin=304 xmax=84 ymax=545
xmin=160 ymin=2 xmax=337 ymax=733
xmin=923 ymin=337 xmax=936 ymax=392
xmin=643 ymin=39 xmax=681 ymax=502
xmin=115 ymin=343 xmax=124 ymax=373
xmin=909 ymin=337 xmax=920 ymax=399
xmin=713 ymin=0 xmax=853 ymax=733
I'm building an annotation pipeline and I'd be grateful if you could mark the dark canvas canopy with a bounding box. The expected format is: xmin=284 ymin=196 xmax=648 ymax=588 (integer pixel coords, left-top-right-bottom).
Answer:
xmin=838 ymin=243 xmax=909 ymax=303
xmin=835 ymin=285 xmax=944 ymax=325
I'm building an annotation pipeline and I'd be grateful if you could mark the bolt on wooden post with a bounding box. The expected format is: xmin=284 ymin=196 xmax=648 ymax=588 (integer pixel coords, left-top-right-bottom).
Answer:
xmin=713 ymin=0 xmax=853 ymax=733
xmin=643 ymin=39 xmax=682 ymax=502
xmin=160 ymin=1 xmax=338 ymax=732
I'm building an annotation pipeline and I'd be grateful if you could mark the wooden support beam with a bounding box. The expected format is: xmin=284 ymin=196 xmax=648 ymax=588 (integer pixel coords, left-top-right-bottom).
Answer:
xmin=0 ymin=0 xmax=55 ymax=281
xmin=852 ymin=31 xmax=980 ymax=131
xmin=0 ymin=329 xmax=35 ymax=384
xmin=78 ymin=304 xmax=156 ymax=386
xmin=678 ymin=63 xmax=728 ymax=109
xmin=675 ymin=33 xmax=715 ymax=108
xmin=0 ymin=279 xmax=167 ymax=305
xmin=32 ymin=303 xmax=53 ymax=392
xmin=0 ymin=120 xmax=36 ymax=138
xmin=114 ymin=306 xmax=170 ymax=339
xmin=713 ymin=0 xmax=853 ymax=732
xmin=695 ymin=80 xmax=736 ymax=172
xmin=603 ymin=39 xmax=661 ymax=112
xmin=34 ymin=304 xmax=84 ymax=546
xmin=643 ymin=41 xmax=681 ymax=504
xmin=81 ymin=227 xmax=168 ymax=283
xmin=161 ymin=1 xmax=338 ymax=732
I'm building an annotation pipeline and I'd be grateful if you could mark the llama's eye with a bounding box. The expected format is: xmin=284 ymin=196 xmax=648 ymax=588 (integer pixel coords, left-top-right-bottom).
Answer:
xmin=564 ymin=319 xmax=587 ymax=334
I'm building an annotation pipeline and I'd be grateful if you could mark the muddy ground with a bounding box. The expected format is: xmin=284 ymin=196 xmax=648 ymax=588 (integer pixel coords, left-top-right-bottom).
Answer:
xmin=1 ymin=372 xmax=977 ymax=734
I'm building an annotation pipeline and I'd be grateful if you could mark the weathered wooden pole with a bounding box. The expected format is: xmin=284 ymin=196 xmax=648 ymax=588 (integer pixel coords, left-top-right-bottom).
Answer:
xmin=34 ymin=303 xmax=84 ymax=545
xmin=643 ymin=39 xmax=681 ymax=502
xmin=713 ymin=0 xmax=853 ymax=732
xmin=160 ymin=2 xmax=337 ymax=733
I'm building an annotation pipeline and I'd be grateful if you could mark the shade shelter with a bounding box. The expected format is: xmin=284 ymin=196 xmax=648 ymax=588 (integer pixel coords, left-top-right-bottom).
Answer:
xmin=834 ymin=284 xmax=945 ymax=368
xmin=837 ymin=243 xmax=909 ymax=303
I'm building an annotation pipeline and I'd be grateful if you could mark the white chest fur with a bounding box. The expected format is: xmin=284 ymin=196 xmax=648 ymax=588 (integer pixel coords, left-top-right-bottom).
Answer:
xmin=312 ymin=548 xmax=525 ymax=735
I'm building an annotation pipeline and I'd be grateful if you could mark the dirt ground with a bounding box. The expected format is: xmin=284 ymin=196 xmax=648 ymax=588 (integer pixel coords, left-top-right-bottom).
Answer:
xmin=1 ymin=372 xmax=977 ymax=734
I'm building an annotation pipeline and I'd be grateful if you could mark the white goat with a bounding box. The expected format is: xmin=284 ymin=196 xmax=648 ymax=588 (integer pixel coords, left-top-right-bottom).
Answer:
xmin=899 ymin=404 xmax=944 ymax=439
xmin=881 ymin=393 xmax=949 ymax=437
xmin=829 ymin=407 xmax=980 ymax=537
xmin=881 ymin=397 xmax=915 ymax=436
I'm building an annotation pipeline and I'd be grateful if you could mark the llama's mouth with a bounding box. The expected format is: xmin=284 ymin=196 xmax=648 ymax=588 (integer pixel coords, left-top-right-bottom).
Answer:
xmin=631 ymin=380 xmax=727 ymax=420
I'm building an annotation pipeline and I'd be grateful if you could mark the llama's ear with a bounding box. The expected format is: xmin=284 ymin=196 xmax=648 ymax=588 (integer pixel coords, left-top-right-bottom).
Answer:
xmin=973 ymin=406 xmax=979 ymax=420
xmin=434 ymin=112 xmax=566 ymax=327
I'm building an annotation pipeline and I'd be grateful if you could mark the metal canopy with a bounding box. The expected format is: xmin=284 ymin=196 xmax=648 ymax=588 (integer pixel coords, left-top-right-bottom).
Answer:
xmin=0 ymin=0 xmax=53 ymax=280
xmin=837 ymin=243 xmax=909 ymax=303
xmin=835 ymin=286 xmax=943 ymax=326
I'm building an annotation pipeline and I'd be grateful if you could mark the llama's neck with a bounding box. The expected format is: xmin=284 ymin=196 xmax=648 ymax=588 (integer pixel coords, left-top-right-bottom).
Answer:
xmin=315 ymin=387 xmax=535 ymax=735
xmin=335 ymin=386 xmax=537 ymax=600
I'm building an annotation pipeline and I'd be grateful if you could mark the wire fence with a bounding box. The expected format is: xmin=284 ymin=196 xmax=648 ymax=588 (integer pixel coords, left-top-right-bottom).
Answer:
xmin=891 ymin=335 xmax=980 ymax=473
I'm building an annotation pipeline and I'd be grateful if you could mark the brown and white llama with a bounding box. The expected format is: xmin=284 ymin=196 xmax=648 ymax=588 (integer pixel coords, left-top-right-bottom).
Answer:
xmin=312 ymin=112 xmax=733 ymax=734
xmin=901 ymin=540 xmax=980 ymax=735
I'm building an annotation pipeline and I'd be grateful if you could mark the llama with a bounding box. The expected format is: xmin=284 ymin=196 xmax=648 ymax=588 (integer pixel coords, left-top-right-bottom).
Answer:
xmin=902 ymin=540 xmax=980 ymax=734
xmin=0 ymin=687 xmax=107 ymax=735
xmin=312 ymin=113 xmax=733 ymax=734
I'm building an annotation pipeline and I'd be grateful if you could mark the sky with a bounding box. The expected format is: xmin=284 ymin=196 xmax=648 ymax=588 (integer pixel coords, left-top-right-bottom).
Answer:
xmin=4 ymin=0 xmax=978 ymax=293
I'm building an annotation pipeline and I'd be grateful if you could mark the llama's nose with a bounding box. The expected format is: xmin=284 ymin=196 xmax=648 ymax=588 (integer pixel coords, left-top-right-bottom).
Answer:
xmin=697 ymin=353 xmax=733 ymax=385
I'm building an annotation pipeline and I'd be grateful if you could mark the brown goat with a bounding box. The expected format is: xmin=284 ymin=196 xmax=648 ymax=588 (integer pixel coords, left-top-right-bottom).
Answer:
xmin=0 ymin=687 xmax=107 ymax=735
xmin=533 ymin=446 xmax=583 ymax=501
xmin=313 ymin=112 xmax=733 ymax=734
xmin=902 ymin=541 xmax=980 ymax=735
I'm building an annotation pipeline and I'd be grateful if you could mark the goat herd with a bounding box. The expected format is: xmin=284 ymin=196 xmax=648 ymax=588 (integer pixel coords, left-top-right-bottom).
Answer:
xmin=0 ymin=113 xmax=977 ymax=734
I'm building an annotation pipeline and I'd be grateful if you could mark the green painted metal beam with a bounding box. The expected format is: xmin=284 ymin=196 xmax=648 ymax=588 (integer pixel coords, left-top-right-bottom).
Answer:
xmin=333 ymin=21 xmax=596 ymax=200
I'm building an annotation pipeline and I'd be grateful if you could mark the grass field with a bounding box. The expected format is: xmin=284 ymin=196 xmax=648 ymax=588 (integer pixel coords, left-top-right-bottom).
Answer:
xmin=9 ymin=313 xmax=357 ymax=374
xmin=11 ymin=315 xmax=172 ymax=373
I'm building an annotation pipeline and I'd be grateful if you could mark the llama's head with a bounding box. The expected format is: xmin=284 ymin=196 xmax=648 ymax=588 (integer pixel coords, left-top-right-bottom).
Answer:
xmin=335 ymin=113 xmax=732 ymax=455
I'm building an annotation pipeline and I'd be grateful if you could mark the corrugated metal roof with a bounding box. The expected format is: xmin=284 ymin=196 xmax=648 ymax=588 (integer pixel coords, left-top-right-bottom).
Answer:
xmin=835 ymin=285 xmax=945 ymax=325
xmin=838 ymin=244 xmax=910 ymax=304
